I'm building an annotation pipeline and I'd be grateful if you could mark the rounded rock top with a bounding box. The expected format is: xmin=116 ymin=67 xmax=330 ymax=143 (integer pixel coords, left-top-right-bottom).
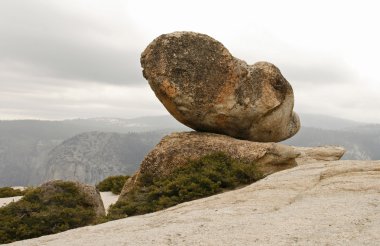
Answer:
xmin=141 ymin=31 xmax=300 ymax=142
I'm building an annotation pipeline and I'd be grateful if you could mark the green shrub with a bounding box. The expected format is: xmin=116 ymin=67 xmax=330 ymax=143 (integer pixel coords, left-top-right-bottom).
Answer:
xmin=108 ymin=152 xmax=263 ymax=219
xmin=0 ymin=187 xmax=27 ymax=198
xmin=0 ymin=181 xmax=96 ymax=244
xmin=96 ymin=175 xmax=130 ymax=195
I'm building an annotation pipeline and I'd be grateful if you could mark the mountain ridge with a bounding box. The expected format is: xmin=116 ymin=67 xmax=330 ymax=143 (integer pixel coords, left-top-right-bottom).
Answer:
xmin=1 ymin=114 xmax=380 ymax=186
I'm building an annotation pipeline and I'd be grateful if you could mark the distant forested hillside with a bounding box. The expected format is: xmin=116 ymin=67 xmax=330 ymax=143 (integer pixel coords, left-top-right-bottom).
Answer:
xmin=0 ymin=116 xmax=187 ymax=186
xmin=1 ymin=114 xmax=379 ymax=186
xmin=282 ymin=125 xmax=380 ymax=160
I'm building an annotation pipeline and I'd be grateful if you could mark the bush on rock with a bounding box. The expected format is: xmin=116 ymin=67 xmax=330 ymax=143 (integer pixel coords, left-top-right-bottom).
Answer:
xmin=0 ymin=187 xmax=27 ymax=198
xmin=96 ymin=175 xmax=130 ymax=195
xmin=108 ymin=152 xmax=263 ymax=219
xmin=0 ymin=181 xmax=100 ymax=244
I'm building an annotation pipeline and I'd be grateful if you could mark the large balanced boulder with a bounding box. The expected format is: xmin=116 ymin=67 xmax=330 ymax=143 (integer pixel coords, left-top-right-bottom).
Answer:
xmin=119 ymin=131 xmax=301 ymax=199
xmin=141 ymin=32 xmax=300 ymax=142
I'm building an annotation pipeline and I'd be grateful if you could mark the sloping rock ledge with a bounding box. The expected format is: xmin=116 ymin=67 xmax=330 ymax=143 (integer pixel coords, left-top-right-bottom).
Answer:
xmin=119 ymin=131 xmax=301 ymax=200
xmin=294 ymin=145 xmax=345 ymax=165
xmin=10 ymin=160 xmax=380 ymax=246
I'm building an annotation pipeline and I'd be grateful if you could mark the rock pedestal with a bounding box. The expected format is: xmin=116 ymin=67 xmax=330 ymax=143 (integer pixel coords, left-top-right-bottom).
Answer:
xmin=119 ymin=133 xmax=347 ymax=200
xmin=119 ymin=131 xmax=301 ymax=200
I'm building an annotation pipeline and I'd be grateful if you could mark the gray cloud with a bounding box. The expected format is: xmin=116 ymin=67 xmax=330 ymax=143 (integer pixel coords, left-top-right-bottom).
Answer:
xmin=0 ymin=0 xmax=144 ymax=86
xmin=1 ymin=0 xmax=380 ymax=123
xmin=0 ymin=76 xmax=165 ymax=120
xmin=282 ymin=62 xmax=355 ymax=85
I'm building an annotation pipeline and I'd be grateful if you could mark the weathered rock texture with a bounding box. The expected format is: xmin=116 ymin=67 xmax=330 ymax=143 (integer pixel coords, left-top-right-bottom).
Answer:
xmin=11 ymin=160 xmax=380 ymax=246
xmin=40 ymin=180 xmax=105 ymax=218
xmin=141 ymin=31 xmax=300 ymax=142
xmin=294 ymin=145 xmax=346 ymax=165
xmin=119 ymin=131 xmax=300 ymax=199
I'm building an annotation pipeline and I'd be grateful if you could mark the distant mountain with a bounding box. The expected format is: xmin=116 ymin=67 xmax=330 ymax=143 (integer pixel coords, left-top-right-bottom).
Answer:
xmin=282 ymin=114 xmax=380 ymax=160
xmin=43 ymin=131 xmax=167 ymax=185
xmin=282 ymin=125 xmax=380 ymax=160
xmin=299 ymin=113 xmax=364 ymax=130
xmin=0 ymin=115 xmax=187 ymax=139
xmin=63 ymin=115 xmax=188 ymax=133
xmin=1 ymin=114 xmax=379 ymax=187
xmin=0 ymin=116 xmax=186 ymax=186
xmin=0 ymin=130 xmax=170 ymax=186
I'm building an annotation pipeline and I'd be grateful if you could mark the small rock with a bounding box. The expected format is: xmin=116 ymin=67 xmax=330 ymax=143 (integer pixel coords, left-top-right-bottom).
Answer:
xmin=294 ymin=146 xmax=346 ymax=165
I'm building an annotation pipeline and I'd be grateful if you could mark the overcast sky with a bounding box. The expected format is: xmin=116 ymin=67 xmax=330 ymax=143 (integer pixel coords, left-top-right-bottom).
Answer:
xmin=1 ymin=0 xmax=380 ymax=123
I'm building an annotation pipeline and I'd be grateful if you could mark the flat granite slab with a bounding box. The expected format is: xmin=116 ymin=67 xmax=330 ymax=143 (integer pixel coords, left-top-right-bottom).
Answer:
xmin=10 ymin=160 xmax=380 ymax=246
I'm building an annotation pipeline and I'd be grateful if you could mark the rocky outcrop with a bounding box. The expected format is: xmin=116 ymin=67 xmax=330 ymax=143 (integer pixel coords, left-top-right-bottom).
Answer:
xmin=294 ymin=145 xmax=346 ymax=165
xmin=141 ymin=31 xmax=300 ymax=142
xmin=138 ymin=131 xmax=301 ymax=177
xmin=119 ymin=131 xmax=301 ymax=199
xmin=119 ymin=133 xmax=347 ymax=200
xmin=39 ymin=180 xmax=105 ymax=218
xmin=11 ymin=160 xmax=380 ymax=246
